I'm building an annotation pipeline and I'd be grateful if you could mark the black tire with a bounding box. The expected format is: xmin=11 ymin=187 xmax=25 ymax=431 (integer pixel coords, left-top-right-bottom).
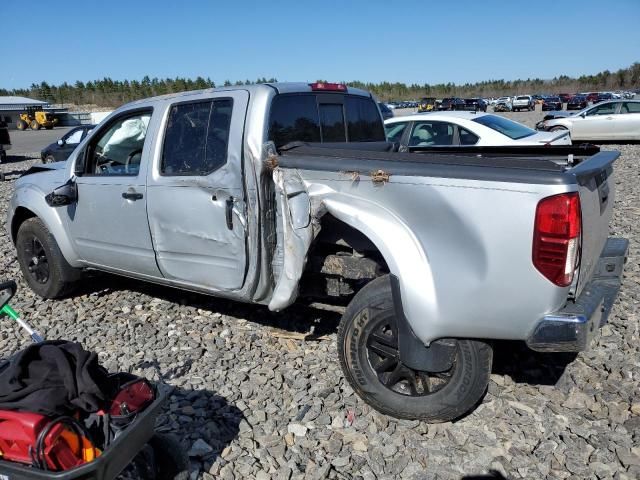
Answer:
xmin=16 ymin=218 xmax=80 ymax=298
xmin=550 ymin=126 xmax=567 ymax=132
xmin=30 ymin=120 xmax=40 ymax=130
xmin=338 ymin=275 xmax=492 ymax=422
xmin=43 ymin=154 xmax=56 ymax=164
xmin=45 ymin=125 xmax=53 ymax=130
xmin=16 ymin=119 xmax=27 ymax=130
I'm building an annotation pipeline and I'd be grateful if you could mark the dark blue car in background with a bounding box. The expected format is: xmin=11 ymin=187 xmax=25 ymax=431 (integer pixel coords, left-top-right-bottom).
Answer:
xmin=41 ymin=125 xmax=95 ymax=163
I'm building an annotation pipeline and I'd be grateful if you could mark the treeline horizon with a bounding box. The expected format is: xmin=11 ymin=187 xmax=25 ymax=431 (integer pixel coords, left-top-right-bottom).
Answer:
xmin=1 ymin=63 xmax=638 ymax=108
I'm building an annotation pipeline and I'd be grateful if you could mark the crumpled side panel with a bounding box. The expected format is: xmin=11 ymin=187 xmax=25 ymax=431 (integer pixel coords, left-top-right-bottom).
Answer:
xmin=268 ymin=168 xmax=314 ymax=311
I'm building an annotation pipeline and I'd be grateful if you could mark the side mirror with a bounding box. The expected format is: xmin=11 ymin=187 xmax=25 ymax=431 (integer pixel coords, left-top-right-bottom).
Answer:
xmin=580 ymin=112 xmax=587 ymax=118
xmin=45 ymin=179 xmax=77 ymax=207
xmin=57 ymin=139 xmax=65 ymax=146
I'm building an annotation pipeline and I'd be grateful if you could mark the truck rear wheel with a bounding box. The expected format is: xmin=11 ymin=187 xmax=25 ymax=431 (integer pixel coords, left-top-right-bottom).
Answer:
xmin=338 ymin=275 xmax=492 ymax=422
xmin=16 ymin=218 xmax=80 ymax=298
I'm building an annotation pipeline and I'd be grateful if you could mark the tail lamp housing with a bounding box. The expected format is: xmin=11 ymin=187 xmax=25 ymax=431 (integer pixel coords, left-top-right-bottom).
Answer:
xmin=532 ymin=192 xmax=582 ymax=287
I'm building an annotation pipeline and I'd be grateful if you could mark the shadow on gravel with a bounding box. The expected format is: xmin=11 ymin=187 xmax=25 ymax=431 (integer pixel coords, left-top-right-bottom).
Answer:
xmin=73 ymin=273 xmax=342 ymax=337
xmin=153 ymin=383 xmax=243 ymax=466
xmin=462 ymin=471 xmax=509 ymax=479
xmin=491 ymin=340 xmax=577 ymax=386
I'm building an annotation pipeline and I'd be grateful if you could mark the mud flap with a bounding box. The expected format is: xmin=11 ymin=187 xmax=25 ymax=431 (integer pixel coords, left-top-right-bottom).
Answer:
xmin=268 ymin=168 xmax=314 ymax=311
xmin=390 ymin=275 xmax=456 ymax=372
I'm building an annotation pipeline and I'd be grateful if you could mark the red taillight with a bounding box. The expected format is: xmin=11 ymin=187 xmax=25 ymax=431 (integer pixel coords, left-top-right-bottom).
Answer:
xmin=309 ymin=82 xmax=347 ymax=92
xmin=532 ymin=192 xmax=581 ymax=287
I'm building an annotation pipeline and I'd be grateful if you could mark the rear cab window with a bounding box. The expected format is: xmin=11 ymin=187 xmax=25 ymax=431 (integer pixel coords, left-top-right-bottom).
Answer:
xmin=268 ymin=93 xmax=385 ymax=147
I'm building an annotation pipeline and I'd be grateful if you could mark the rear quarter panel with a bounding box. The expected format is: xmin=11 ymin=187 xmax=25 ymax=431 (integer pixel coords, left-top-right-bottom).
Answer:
xmin=298 ymin=170 xmax=573 ymax=344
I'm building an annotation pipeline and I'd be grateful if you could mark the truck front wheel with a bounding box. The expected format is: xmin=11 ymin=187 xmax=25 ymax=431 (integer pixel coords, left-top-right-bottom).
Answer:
xmin=16 ymin=218 xmax=80 ymax=298
xmin=337 ymin=275 xmax=492 ymax=422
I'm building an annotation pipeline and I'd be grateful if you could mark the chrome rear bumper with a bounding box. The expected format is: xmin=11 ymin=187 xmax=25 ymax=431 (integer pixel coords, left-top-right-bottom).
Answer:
xmin=527 ymin=237 xmax=628 ymax=352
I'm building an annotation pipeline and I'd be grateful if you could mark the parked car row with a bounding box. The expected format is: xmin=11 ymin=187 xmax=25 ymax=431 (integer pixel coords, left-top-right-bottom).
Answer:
xmin=487 ymin=91 xmax=636 ymax=113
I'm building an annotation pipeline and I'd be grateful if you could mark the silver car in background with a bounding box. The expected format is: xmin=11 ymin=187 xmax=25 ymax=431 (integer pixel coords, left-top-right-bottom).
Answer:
xmin=538 ymin=100 xmax=640 ymax=141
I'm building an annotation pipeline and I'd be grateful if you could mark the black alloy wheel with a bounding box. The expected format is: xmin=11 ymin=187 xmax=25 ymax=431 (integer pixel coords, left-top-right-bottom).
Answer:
xmin=24 ymin=236 xmax=50 ymax=284
xmin=366 ymin=312 xmax=455 ymax=397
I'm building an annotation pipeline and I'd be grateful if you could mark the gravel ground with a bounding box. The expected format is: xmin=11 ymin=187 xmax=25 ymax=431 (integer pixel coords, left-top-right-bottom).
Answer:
xmin=0 ymin=145 xmax=638 ymax=480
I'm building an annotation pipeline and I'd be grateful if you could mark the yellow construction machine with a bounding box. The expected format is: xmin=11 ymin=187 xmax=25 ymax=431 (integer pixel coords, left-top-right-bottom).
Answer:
xmin=16 ymin=107 xmax=58 ymax=130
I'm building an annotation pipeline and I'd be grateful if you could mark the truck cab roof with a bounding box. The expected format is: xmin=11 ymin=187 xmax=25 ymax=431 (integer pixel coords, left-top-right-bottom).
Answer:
xmin=124 ymin=82 xmax=373 ymax=109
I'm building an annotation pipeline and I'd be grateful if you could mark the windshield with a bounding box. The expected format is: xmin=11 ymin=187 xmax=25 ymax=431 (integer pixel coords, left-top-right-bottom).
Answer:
xmin=547 ymin=97 xmax=561 ymax=102
xmin=516 ymin=96 xmax=529 ymax=100
xmin=472 ymin=114 xmax=536 ymax=140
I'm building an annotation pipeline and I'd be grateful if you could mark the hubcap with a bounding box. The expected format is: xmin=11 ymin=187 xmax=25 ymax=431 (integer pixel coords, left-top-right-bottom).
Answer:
xmin=366 ymin=314 xmax=456 ymax=396
xmin=24 ymin=237 xmax=49 ymax=284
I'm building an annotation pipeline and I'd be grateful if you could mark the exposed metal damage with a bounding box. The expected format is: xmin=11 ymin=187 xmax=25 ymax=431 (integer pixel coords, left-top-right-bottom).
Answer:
xmin=268 ymin=167 xmax=317 ymax=311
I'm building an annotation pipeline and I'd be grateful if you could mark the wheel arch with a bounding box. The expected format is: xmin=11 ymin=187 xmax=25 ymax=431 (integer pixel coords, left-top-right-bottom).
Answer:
xmin=11 ymin=206 xmax=37 ymax=243
xmin=319 ymin=195 xmax=439 ymax=345
xmin=10 ymin=193 xmax=81 ymax=268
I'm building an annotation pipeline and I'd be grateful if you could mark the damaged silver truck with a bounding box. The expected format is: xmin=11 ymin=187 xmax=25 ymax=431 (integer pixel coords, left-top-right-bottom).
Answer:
xmin=7 ymin=83 xmax=628 ymax=422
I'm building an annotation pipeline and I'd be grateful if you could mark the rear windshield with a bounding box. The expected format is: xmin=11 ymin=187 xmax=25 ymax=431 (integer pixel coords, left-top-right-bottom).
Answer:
xmin=472 ymin=114 xmax=536 ymax=140
xmin=268 ymin=94 xmax=385 ymax=147
xmin=516 ymin=96 xmax=529 ymax=100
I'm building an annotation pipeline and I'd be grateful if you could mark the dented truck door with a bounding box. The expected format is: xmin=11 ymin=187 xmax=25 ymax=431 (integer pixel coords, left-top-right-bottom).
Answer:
xmin=146 ymin=91 xmax=249 ymax=291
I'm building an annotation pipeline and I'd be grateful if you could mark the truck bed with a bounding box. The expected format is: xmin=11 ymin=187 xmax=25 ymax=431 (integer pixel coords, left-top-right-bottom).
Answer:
xmin=278 ymin=144 xmax=617 ymax=186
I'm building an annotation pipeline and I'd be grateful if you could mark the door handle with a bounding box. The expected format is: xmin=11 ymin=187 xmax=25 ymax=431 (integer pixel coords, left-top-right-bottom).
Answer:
xmin=226 ymin=196 xmax=234 ymax=230
xmin=606 ymin=117 xmax=613 ymax=120
xmin=122 ymin=192 xmax=143 ymax=200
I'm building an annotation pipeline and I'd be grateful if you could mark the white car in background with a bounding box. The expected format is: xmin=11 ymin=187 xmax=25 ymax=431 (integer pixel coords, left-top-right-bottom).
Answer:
xmin=537 ymin=100 xmax=640 ymax=141
xmin=384 ymin=111 xmax=572 ymax=148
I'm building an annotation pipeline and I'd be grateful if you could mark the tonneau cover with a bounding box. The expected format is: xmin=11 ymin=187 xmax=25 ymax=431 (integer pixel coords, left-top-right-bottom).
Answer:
xmin=279 ymin=145 xmax=572 ymax=185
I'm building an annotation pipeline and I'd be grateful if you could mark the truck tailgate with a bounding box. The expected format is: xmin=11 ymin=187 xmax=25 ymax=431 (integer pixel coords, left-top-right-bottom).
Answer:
xmin=570 ymin=151 xmax=618 ymax=296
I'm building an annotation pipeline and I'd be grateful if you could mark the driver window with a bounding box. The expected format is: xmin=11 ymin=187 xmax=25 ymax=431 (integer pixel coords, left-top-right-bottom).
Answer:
xmin=64 ymin=129 xmax=83 ymax=145
xmin=89 ymin=112 xmax=151 ymax=176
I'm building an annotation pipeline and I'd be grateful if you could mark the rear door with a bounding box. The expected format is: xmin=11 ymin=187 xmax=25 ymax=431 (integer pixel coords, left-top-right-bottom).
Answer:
xmin=617 ymin=102 xmax=640 ymax=140
xmin=146 ymin=91 xmax=248 ymax=291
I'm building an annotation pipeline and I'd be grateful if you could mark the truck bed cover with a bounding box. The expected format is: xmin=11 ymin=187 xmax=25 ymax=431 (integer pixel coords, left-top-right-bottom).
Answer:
xmin=279 ymin=145 xmax=618 ymax=186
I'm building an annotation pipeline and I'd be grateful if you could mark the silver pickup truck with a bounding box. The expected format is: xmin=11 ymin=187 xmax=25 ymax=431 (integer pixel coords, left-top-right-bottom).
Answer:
xmin=7 ymin=83 xmax=628 ymax=422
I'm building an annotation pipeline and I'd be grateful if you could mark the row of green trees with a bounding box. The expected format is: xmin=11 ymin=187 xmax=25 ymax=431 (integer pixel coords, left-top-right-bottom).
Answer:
xmin=1 ymin=64 xmax=638 ymax=108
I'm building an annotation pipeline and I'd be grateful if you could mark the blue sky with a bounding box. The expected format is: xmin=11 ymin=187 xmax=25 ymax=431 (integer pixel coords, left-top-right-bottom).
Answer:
xmin=1 ymin=0 xmax=639 ymax=90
